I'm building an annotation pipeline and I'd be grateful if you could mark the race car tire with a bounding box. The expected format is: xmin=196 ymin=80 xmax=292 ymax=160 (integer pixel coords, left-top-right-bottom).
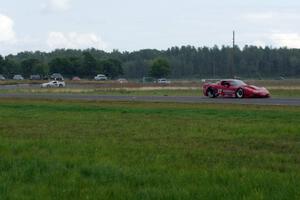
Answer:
xmin=207 ymin=88 xmax=217 ymax=98
xmin=236 ymin=88 xmax=244 ymax=98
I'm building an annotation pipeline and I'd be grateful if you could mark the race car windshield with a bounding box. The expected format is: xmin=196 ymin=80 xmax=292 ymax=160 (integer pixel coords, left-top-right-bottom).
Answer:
xmin=231 ymin=80 xmax=246 ymax=86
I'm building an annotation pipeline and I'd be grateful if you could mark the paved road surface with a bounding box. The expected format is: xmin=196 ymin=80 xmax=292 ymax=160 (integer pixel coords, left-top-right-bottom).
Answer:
xmin=1 ymin=93 xmax=300 ymax=106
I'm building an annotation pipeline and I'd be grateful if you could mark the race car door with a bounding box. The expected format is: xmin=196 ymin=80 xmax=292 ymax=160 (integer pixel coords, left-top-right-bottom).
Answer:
xmin=220 ymin=81 xmax=235 ymax=97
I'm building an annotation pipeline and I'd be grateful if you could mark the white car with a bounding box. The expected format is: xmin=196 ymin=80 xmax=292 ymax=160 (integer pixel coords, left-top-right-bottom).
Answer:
xmin=41 ymin=80 xmax=65 ymax=88
xmin=13 ymin=75 xmax=24 ymax=80
xmin=157 ymin=78 xmax=171 ymax=84
xmin=94 ymin=74 xmax=108 ymax=81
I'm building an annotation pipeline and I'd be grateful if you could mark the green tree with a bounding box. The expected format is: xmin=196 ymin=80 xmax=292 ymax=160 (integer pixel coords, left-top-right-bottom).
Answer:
xmin=3 ymin=58 xmax=21 ymax=75
xmin=82 ymin=52 xmax=97 ymax=76
xmin=0 ymin=55 xmax=4 ymax=74
xmin=69 ymin=57 xmax=82 ymax=76
xmin=149 ymin=58 xmax=170 ymax=78
xmin=101 ymin=59 xmax=123 ymax=78
xmin=32 ymin=63 xmax=49 ymax=75
xmin=49 ymin=57 xmax=72 ymax=76
xmin=21 ymin=58 xmax=44 ymax=76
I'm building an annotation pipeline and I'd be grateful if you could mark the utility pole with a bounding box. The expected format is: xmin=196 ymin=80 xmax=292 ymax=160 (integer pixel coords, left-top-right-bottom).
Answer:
xmin=233 ymin=30 xmax=235 ymax=48
xmin=230 ymin=30 xmax=235 ymax=78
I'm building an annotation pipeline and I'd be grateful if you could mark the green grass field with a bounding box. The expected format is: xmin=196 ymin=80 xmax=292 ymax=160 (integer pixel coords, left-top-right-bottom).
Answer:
xmin=0 ymin=99 xmax=300 ymax=199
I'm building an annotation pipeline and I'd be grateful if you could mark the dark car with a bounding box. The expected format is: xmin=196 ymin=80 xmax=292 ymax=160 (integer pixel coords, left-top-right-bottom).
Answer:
xmin=30 ymin=75 xmax=41 ymax=80
xmin=142 ymin=77 xmax=156 ymax=83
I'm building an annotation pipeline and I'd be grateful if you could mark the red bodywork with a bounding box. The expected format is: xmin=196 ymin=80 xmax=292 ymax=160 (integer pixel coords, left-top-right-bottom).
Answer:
xmin=203 ymin=79 xmax=270 ymax=98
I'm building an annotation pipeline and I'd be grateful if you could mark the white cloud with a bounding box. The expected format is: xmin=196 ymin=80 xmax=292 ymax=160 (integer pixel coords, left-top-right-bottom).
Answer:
xmin=42 ymin=0 xmax=72 ymax=12
xmin=243 ymin=10 xmax=300 ymax=22
xmin=253 ymin=40 xmax=266 ymax=47
xmin=271 ymin=33 xmax=300 ymax=48
xmin=46 ymin=32 xmax=107 ymax=50
xmin=244 ymin=12 xmax=274 ymax=21
xmin=0 ymin=14 xmax=16 ymax=43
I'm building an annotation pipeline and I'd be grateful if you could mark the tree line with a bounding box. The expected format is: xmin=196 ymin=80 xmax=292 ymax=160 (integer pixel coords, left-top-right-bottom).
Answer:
xmin=0 ymin=45 xmax=300 ymax=79
xmin=0 ymin=51 xmax=123 ymax=79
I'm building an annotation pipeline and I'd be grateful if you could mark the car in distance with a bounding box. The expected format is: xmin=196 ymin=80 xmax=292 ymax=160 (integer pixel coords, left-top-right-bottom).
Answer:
xmin=0 ymin=74 xmax=5 ymax=80
xmin=94 ymin=74 xmax=108 ymax=81
xmin=157 ymin=78 xmax=171 ymax=84
xmin=50 ymin=73 xmax=64 ymax=81
xmin=117 ymin=78 xmax=128 ymax=83
xmin=142 ymin=77 xmax=156 ymax=83
xmin=13 ymin=75 xmax=24 ymax=80
xmin=41 ymin=80 xmax=65 ymax=88
xmin=72 ymin=76 xmax=81 ymax=81
xmin=203 ymin=79 xmax=270 ymax=98
xmin=30 ymin=74 xmax=41 ymax=80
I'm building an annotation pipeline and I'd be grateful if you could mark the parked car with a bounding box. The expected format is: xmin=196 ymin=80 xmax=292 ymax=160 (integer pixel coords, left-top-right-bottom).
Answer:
xmin=0 ymin=74 xmax=5 ymax=80
xmin=203 ymin=79 xmax=270 ymax=98
xmin=30 ymin=75 xmax=41 ymax=80
xmin=72 ymin=76 xmax=81 ymax=81
xmin=117 ymin=78 xmax=128 ymax=83
xmin=157 ymin=78 xmax=171 ymax=84
xmin=142 ymin=77 xmax=156 ymax=83
xmin=43 ymin=75 xmax=50 ymax=80
xmin=50 ymin=73 xmax=64 ymax=81
xmin=41 ymin=80 xmax=65 ymax=88
xmin=13 ymin=75 xmax=24 ymax=80
xmin=94 ymin=74 xmax=108 ymax=81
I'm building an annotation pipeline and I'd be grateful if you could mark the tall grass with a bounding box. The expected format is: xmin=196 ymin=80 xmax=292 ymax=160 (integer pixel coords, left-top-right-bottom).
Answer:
xmin=0 ymin=100 xmax=299 ymax=199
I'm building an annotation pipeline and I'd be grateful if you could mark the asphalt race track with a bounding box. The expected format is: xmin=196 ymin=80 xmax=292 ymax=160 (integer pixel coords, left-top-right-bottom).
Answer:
xmin=1 ymin=93 xmax=300 ymax=106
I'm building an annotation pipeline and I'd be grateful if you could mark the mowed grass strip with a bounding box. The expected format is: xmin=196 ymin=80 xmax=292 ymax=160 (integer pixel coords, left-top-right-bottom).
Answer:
xmin=0 ymin=99 xmax=299 ymax=200
xmin=1 ymin=87 xmax=300 ymax=97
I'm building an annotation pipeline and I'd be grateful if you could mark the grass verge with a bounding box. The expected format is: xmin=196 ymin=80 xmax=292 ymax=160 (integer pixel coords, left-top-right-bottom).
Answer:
xmin=1 ymin=87 xmax=300 ymax=97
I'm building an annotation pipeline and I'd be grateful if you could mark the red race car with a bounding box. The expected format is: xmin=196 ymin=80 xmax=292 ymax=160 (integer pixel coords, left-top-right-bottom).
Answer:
xmin=203 ymin=79 xmax=270 ymax=98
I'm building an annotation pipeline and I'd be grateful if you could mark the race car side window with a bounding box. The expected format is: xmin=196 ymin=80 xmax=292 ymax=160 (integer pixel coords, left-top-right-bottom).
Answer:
xmin=221 ymin=81 xmax=229 ymax=87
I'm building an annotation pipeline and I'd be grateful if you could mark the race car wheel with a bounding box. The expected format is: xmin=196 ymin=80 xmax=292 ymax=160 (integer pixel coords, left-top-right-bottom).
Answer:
xmin=207 ymin=88 xmax=217 ymax=98
xmin=59 ymin=84 xmax=63 ymax=87
xmin=236 ymin=88 xmax=244 ymax=98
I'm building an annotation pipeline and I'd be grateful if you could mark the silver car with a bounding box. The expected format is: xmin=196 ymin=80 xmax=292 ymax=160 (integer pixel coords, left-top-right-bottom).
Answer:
xmin=157 ymin=78 xmax=171 ymax=84
xmin=94 ymin=74 xmax=108 ymax=81
xmin=13 ymin=75 xmax=24 ymax=80
xmin=41 ymin=80 xmax=66 ymax=88
xmin=0 ymin=75 xmax=5 ymax=80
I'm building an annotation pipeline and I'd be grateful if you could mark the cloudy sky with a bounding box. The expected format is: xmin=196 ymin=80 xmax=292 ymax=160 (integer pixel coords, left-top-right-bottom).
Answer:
xmin=1 ymin=0 xmax=300 ymax=55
